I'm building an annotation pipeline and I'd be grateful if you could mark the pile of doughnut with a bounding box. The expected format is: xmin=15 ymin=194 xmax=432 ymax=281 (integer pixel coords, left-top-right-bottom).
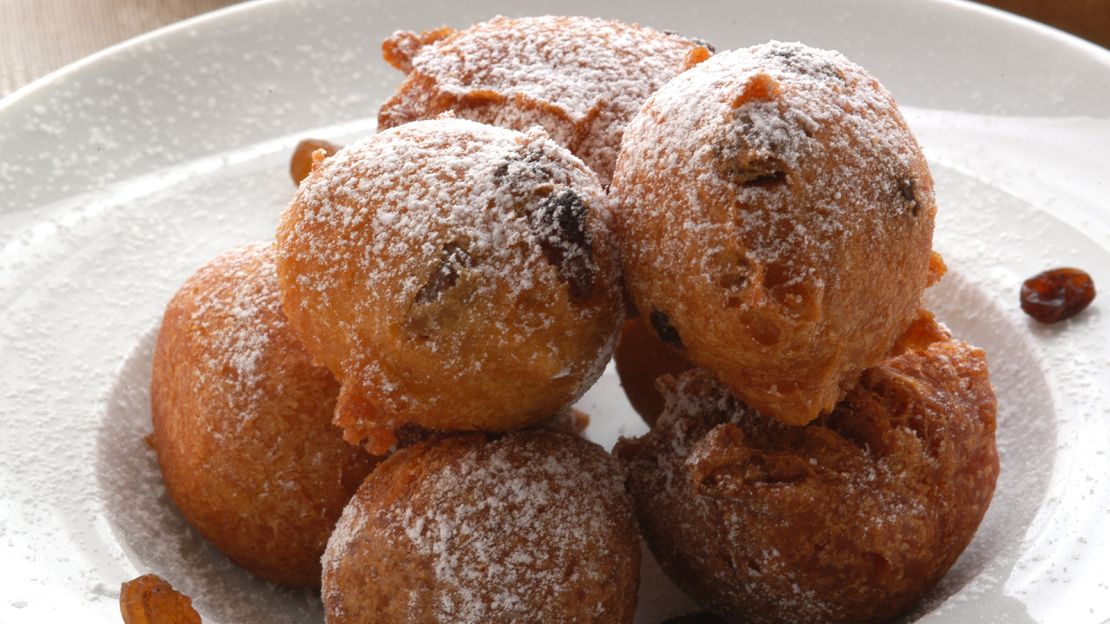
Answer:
xmin=144 ymin=14 xmax=998 ymax=624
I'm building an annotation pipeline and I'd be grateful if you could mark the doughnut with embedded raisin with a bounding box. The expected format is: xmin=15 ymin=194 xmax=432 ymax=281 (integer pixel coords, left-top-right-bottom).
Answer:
xmin=611 ymin=41 xmax=937 ymax=426
xmin=323 ymin=429 xmax=640 ymax=623
xmin=379 ymin=16 xmax=712 ymax=184
xmin=150 ymin=243 xmax=377 ymax=588
xmin=615 ymin=317 xmax=998 ymax=624
xmin=276 ymin=118 xmax=622 ymax=454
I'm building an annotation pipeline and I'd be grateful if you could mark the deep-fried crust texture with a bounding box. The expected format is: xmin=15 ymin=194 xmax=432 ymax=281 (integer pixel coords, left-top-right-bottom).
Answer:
xmin=611 ymin=41 xmax=937 ymax=426
xmin=616 ymin=320 xmax=998 ymax=624
xmin=275 ymin=119 xmax=622 ymax=454
xmin=150 ymin=243 xmax=377 ymax=587
xmin=119 ymin=574 xmax=201 ymax=624
xmin=614 ymin=315 xmax=695 ymax=426
xmin=323 ymin=430 xmax=641 ymax=623
xmin=378 ymin=16 xmax=710 ymax=184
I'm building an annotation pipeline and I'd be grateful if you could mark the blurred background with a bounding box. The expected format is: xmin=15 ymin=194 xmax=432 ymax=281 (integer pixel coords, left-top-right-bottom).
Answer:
xmin=1 ymin=0 xmax=1108 ymax=97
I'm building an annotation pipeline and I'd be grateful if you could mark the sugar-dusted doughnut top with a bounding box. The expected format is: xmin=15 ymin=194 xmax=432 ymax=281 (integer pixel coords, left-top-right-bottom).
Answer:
xmin=276 ymin=118 xmax=622 ymax=454
xmin=612 ymin=41 xmax=937 ymax=426
xmin=379 ymin=15 xmax=710 ymax=184
xmin=323 ymin=429 xmax=640 ymax=623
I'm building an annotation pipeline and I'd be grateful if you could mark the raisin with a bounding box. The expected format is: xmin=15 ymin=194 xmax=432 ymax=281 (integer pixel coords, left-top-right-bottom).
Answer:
xmin=407 ymin=243 xmax=474 ymax=338
xmin=493 ymin=149 xmax=553 ymax=184
xmin=290 ymin=138 xmax=339 ymax=186
xmin=414 ymin=242 xmax=472 ymax=305
xmin=897 ymin=178 xmax=920 ymax=215
xmin=720 ymin=155 xmax=787 ymax=187
xmin=717 ymin=109 xmax=791 ymax=188
xmin=650 ymin=309 xmax=683 ymax=347
xmin=531 ymin=189 xmax=597 ymax=301
xmin=1020 ymin=267 xmax=1096 ymax=323
xmin=120 ymin=574 xmax=201 ymax=624
xmin=492 ymin=151 xmax=598 ymax=301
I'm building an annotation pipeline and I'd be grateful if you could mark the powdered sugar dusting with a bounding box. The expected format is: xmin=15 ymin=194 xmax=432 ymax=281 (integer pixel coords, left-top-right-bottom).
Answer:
xmin=380 ymin=16 xmax=706 ymax=183
xmin=611 ymin=40 xmax=937 ymax=424
xmin=290 ymin=120 xmax=603 ymax=307
xmin=184 ymin=242 xmax=282 ymax=433
xmin=616 ymin=40 xmax=930 ymax=287
xmin=323 ymin=432 xmax=638 ymax=622
xmin=617 ymin=332 xmax=999 ymax=623
xmin=278 ymin=118 xmax=621 ymax=438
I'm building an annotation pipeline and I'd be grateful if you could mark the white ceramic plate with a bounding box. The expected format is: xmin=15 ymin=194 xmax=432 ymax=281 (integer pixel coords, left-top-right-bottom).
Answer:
xmin=2 ymin=0 xmax=1110 ymax=622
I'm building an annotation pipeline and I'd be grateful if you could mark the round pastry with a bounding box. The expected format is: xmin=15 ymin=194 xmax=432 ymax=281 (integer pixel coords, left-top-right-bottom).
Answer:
xmin=614 ymin=315 xmax=694 ymax=427
xmin=379 ymin=16 xmax=712 ymax=184
xmin=276 ymin=118 xmax=622 ymax=454
xmin=322 ymin=429 xmax=641 ymax=623
xmin=611 ymin=40 xmax=937 ymax=426
xmin=615 ymin=316 xmax=998 ymax=624
xmin=150 ymin=243 xmax=377 ymax=588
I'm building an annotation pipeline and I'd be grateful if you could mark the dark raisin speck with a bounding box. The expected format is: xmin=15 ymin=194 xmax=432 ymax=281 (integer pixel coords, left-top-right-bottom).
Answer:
xmin=650 ymin=309 xmax=683 ymax=347
xmin=531 ymin=189 xmax=597 ymax=301
xmin=897 ymin=178 xmax=919 ymax=216
xmin=414 ymin=242 xmax=471 ymax=305
xmin=721 ymin=157 xmax=787 ymax=187
xmin=494 ymin=149 xmax=552 ymax=183
xmin=717 ymin=110 xmax=791 ymax=188
xmin=1020 ymin=267 xmax=1095 ymax=323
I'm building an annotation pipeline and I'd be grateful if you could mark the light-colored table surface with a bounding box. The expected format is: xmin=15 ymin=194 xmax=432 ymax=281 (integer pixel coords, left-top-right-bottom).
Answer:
xmin=1 ymin=0 xmax=1108 ymax=98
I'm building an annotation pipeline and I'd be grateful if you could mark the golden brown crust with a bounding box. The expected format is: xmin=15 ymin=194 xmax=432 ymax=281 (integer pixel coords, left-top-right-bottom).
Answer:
xmin=611 ymin=42 xmax=937 ymax=427
xmin=614 ymin=316 xmax=695 ymax=426
xmin=616 ymin=318 xmax=998 ymax=624
xmin=275 ymin=119 xmax=622 ymax=454
xmin=323 ymin=430 xmax=640 ymax=623
xmin=382 ymin=27 xmax=456 ymax=73
xmin=378 ymin=16 xmax=707 ymax=184
xmin=119 ymin=574 xmax=201 ymax=624
xmin=150 ymin=243 xmax=377 ymax=587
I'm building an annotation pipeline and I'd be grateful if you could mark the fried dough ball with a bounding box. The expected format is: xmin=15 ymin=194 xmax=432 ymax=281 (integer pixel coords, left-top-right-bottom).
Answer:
xmin=150 ymin=243 xmax=377 ymax=588
xmin=615 ymin=316 xmax=998 ymax=624
xmin=614 ymin=315 xmax=694 ymax=427
xmin=379 ymin=16 xmax=712 ymax=184
xmin=322 ymin=429 xmax=640 ymax=623
xmin=611 ymin=41 xmax=937 ymax=426
xmin=276 ymin=118 xmax=622 ymax=454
